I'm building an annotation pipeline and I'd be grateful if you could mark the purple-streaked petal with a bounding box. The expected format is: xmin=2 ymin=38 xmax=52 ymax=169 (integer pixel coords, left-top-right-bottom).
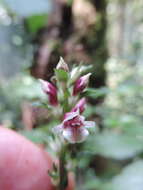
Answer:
xmin=84 ymin=121 xmax=95 ymax=128
xmin=64 ymin=111 xmax=79 ymax=122
xmin=62 ymin=128 xmax=89 ymax=144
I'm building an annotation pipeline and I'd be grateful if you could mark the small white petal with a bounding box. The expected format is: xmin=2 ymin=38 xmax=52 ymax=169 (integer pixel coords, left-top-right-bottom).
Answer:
xmin=70 ymin=67 xmax=79 ymax=79
xmin=81 ymin=73 xmax=91 ymax=84
xmin=78 ymin=128 xmax=89 ymax=142
xmin=39 ymin=79 xmax=50 ymax=92
xmin=80 ymin=115 xmax=85 ymax=122
xmin=56 ymin=57 xmax=69 ymax=71
xmin=63 ymin=128 xmax=89 ymax=144
xmin=53 ymin=124 xmax=63 ymax=134
xmin=84 ymin=121 xmax=95 ymax=128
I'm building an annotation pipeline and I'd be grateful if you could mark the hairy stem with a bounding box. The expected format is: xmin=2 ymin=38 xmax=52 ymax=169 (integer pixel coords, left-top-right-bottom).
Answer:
xmin=59 ymin=145 xmax=68 ymax=190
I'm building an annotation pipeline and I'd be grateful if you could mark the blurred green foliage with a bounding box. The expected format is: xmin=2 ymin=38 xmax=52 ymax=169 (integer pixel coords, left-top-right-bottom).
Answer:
xmin=26 ymin=14 xmax=48 ymax=34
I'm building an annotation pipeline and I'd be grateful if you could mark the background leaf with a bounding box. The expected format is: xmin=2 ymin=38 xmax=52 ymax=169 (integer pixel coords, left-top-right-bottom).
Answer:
xmin=103 ymin=160 xmax=143 ymax=190
xmin=86 ymin=131 xmax=143 ymax=160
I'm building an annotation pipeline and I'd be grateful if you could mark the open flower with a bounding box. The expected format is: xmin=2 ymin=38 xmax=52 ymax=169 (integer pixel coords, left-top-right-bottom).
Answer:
xmin=39 ymin=79 xmax=58 ymax=106
xmin=54 ymin=110 xmax=95 ymax=143
xmin=73 ymin=73 xmax=91 ymax=95
xmin=71 ymin=98 xmax=86 ymax=114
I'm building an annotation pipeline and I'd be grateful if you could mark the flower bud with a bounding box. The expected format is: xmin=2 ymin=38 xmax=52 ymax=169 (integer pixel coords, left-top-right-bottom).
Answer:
xmin=70 ymin=65 xmax=92 ymax=84
xmin=56 ymin=57 xmax=69 ymax=72
xmin=70 ymin=67 xmax=80 ymax=83
xmin=73 ymin=73 xmax=91 ymax=95
xmin=72 ymin=98 xmax=86 ymax=113
xmin=39 ymin=79 xmax=58 ymax=106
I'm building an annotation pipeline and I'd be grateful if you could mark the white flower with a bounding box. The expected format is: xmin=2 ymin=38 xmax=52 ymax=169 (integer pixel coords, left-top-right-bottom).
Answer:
xmin=54 ymin=110 xmax=95 ymax=143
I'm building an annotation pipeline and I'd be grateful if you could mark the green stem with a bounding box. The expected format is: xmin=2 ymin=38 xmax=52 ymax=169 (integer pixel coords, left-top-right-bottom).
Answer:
xmin=58 ymin=82 xmax=70 ymax=190
xmin=59 ymin=145 xmax=68 ymax=190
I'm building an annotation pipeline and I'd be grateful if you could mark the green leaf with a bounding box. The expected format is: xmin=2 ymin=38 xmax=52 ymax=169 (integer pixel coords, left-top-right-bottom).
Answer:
xmin=103 ymin=160 xmax=143 ymax=190
xmin=67 ymin=0 xmax=73 ymax=6
xmin=85 ymin=87 xmax=109 ymax=98
xmin=55 ymin=69 xmax=69 ymax=81
xmin=86 ymin=131 xmax=143 ymax=160
xmin=32 ymin=101 xmax=51 ymax=109
xmin=20 ymin=129 xmax=49 ymax=143
xmin=26 ymin=14 xmax=48 ymax=34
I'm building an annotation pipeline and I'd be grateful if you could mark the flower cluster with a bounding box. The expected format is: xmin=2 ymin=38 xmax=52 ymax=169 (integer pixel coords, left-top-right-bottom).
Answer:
xmin=39 ymin=57 xmax=95 ymax=143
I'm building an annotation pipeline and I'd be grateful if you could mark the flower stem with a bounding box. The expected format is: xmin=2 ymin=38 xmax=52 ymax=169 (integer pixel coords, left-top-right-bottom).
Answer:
xmin=59 ymin=145 xmax=68 ymax=190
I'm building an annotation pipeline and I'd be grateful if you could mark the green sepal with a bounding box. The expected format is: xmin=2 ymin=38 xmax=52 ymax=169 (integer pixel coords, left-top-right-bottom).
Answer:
xmin=54 ymin=69 xmax=69 ymax=81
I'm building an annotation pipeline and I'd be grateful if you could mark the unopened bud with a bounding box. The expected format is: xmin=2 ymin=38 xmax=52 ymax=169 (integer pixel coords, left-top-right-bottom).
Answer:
xmin=72 ymin=98 xmax=86 ymax=113
xmin=39 ymin=79 xmax=58 ymax=106
xmin=56 ymin=57 xmax=69 ymax=72
xmin=73 ymin=73 xmax=91 ymax=95
xmin=70 ymin=65 xmax=92 ymax=84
